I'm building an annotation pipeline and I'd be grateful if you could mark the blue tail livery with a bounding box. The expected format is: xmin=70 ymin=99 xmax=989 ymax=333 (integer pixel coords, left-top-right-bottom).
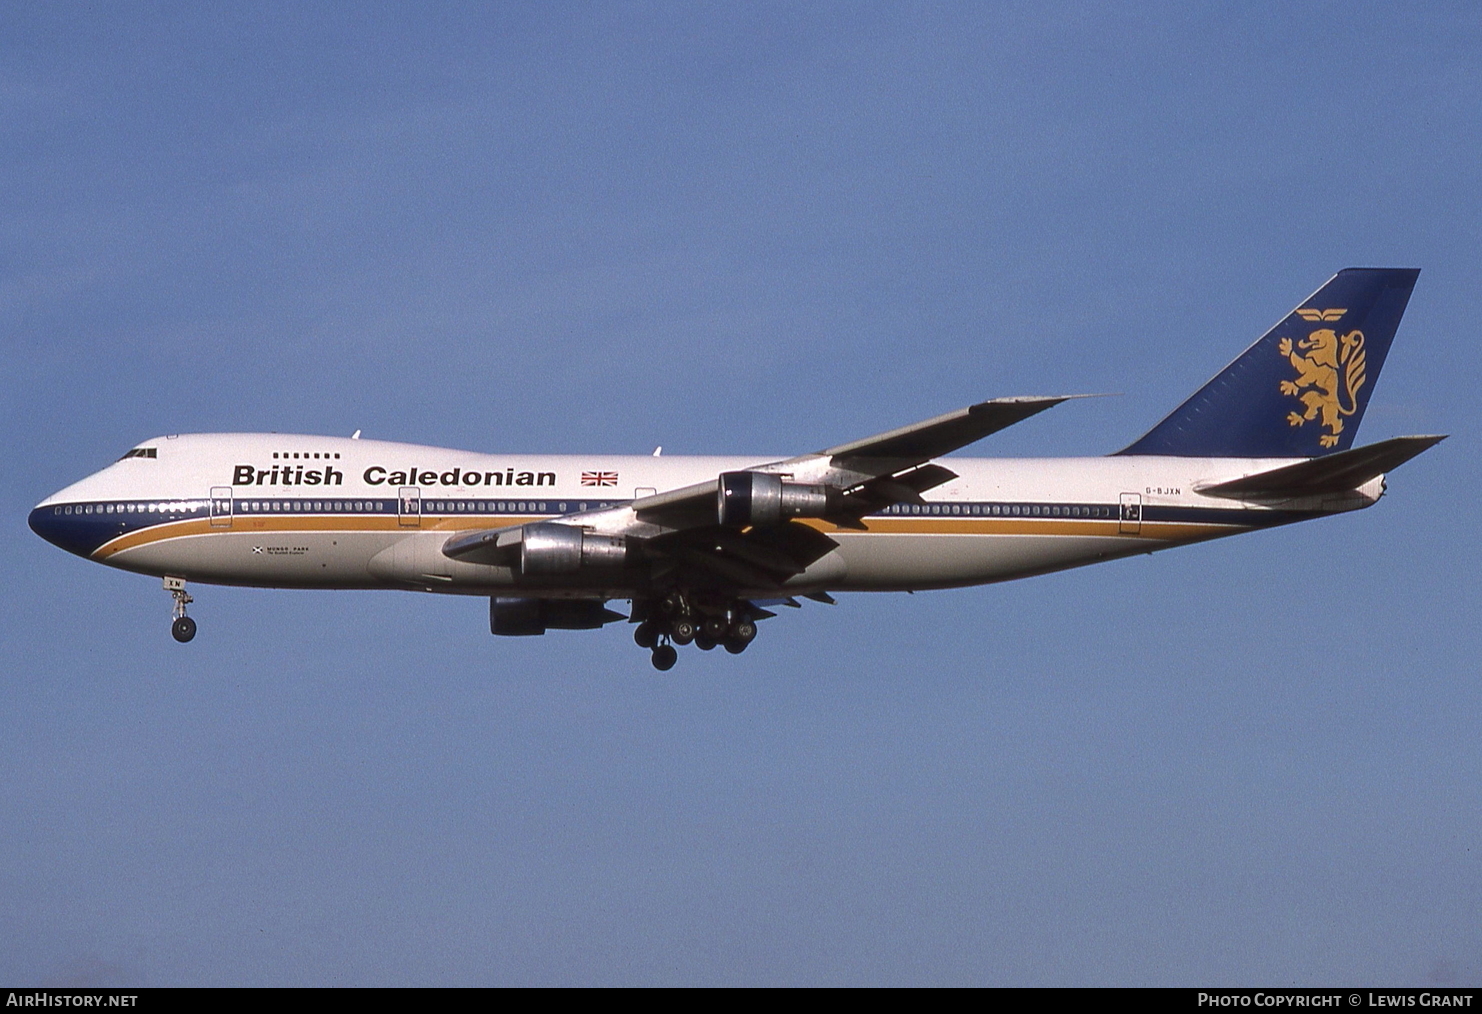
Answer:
xmin=1119 ymin=268 xmax=1420 ymax=457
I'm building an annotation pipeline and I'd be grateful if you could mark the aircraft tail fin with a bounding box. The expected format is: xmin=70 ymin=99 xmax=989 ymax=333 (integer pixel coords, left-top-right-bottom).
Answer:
xmin=1118 ymin=268 xmax=1419 ymax=457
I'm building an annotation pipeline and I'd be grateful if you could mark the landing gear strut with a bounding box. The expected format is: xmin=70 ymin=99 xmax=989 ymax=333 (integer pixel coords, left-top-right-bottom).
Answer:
xmin=634 ymin=593 xmax=760 ymax=669
xmin=165 ymin=576 xmax=196 ymax=643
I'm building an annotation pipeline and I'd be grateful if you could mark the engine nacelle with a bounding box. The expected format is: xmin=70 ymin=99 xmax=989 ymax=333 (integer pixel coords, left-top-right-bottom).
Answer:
xmin=490 ymin=597 xmax=626 ymax=636
xmin=717 ymin=471 xmax=836 ymax=527
xmin=490 ymin=596 xmax=545 ymax=635
xmin=519 ymin=522 xmax=629 ymax=575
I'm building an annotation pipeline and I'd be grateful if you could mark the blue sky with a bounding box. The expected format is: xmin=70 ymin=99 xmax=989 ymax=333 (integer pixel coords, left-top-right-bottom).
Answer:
xmin=2 ymin=2 xmax=1478 ymax=985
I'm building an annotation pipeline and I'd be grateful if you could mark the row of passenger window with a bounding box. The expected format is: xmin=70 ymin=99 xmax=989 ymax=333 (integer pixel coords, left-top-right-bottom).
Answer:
xmin=879 ymin=503 xmax=1114 ymax=518
xmin=54 ymin=499 xmax=608 ymax=518
xmin=423 ymin=500 xmax=609 ymax=514
xmin=239 ymin=500 xmax=386 ymax=513
xmin=55 ymin=501 xmax=199 ymax=516
xmin=416 ymin=500 xmax=1109 ymax=518
xmin=55 ymin=498 xmax=1116 ymax=521
xmin=235 ymin=500 xmax=604 ymax=514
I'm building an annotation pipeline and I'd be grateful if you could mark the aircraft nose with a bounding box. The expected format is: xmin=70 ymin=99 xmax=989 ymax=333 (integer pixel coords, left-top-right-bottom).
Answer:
xmin=29 ymin=501 xmax=109 ymax=558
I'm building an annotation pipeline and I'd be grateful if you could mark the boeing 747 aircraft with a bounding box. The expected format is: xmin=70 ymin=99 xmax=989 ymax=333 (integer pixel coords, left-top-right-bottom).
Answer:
xmin=31 ymin=269 xmax=1442 ymax=669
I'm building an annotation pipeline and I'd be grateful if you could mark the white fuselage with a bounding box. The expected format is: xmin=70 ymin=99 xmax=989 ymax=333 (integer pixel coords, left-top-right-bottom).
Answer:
xmin=31 ymin=433 xmax=1379 ymax=598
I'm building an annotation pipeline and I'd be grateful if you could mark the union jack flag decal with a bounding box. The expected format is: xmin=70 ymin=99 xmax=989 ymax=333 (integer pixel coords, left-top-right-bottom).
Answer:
xmin=581 ymin=471 xmax=618 ymax=487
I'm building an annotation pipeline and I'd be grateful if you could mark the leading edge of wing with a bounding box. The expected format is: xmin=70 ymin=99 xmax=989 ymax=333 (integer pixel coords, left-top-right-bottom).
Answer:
xmin=815 ymin=394 xmax=1099 ymax=464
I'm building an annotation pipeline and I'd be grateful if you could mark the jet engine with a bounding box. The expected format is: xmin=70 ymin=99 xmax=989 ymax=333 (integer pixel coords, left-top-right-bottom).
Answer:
xmin=491 ymin=597 xmax=626 ymax=636
xmin=519 ymin=522 xmax=629 ymax=574
xmin=716 ymin=471 xmax=838 ymax=527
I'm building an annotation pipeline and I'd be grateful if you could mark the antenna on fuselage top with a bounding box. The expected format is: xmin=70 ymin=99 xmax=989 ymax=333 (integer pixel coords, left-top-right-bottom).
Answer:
xmin=351 ymin=430 xmax=361 ymax=440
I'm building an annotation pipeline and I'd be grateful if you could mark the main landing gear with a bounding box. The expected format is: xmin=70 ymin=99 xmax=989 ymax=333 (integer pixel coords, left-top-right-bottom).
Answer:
xmin=632 ymin=592 xmax=758 ymax=670
xmin=165 ymin=576 xmax=196 ymax=643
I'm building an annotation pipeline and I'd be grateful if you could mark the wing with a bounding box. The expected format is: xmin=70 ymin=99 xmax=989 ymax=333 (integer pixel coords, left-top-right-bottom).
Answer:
xmin=444 ymin=394 xmax=1082 ymax=589
xmin=624 ymin=395 xmax=1079 ymax=531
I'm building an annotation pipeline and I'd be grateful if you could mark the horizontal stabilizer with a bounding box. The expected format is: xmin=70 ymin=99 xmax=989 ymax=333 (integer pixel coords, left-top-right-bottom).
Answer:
xmin=1196 ymin=435 xmax=1445 ymax=500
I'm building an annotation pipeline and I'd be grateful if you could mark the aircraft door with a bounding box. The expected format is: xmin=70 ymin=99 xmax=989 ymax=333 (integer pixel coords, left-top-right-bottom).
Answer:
xmin=399 ymin=486 xmax=421 ymax=528
xmin=210 ymin=486 xmax=233 ymax=528
xmin=1119 ymin=492 xmax=1142 ymax=534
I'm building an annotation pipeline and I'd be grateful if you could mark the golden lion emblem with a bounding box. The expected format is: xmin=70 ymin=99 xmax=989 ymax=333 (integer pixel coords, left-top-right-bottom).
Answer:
xmin=1278 ymin=326 xmax=1366 ymax=448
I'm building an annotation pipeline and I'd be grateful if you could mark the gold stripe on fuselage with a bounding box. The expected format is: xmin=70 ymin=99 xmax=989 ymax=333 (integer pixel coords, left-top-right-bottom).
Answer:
xmin=94 ymin=512 xmax=1246 ymax=560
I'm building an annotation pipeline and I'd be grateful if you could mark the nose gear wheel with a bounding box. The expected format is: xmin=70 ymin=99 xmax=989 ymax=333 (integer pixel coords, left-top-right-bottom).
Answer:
xmin=164 ymin=576 xmax=196 ymax=643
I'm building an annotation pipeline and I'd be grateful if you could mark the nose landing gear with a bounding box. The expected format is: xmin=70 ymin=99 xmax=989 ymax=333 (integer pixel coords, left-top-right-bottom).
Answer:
xmin=165 ymin=576 xmax=196 ymax=643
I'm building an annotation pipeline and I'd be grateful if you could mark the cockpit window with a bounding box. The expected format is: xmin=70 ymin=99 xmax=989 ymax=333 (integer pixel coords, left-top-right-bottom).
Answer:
xmin=117 ymin=448 xmax=158 ymax=460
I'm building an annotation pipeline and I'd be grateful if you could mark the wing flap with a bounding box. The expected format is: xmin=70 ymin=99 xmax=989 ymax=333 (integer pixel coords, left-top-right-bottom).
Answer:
xmin=840 ymin=462 xmax=957 ymax=507
xmin=644 ymin=520 xmax=839 ymax=587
